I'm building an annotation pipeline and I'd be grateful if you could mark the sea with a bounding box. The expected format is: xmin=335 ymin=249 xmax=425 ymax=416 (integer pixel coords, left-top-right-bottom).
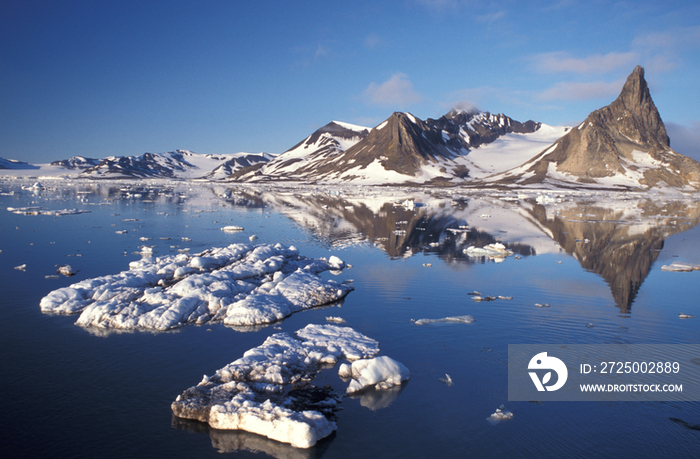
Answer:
xmin=1 ymin=178 xmax=700 ymax=458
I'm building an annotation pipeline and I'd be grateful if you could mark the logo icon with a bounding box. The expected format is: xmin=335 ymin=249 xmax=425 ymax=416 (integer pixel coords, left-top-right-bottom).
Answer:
xmin=528 ymin=352 xmax=568 ymax=391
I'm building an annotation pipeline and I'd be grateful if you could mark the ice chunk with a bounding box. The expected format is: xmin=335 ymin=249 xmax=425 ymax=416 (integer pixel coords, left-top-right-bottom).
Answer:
xmin=14 ymin=264 xmax=27 ymax=271
xmin=487 ymin=405 xmax=513 ymax=423
xmin=464 ymin=243 xmax=513 ymax=259
xmin=40 ymin=244 xmax=352 ymax=331
xmin=439 ymin=374 xmax=453 ymax=385
xmin=56 ymin=265 xmax=78 ymax=277
xmin=412 ymin=315 xmax=475 ymax=325
xmin=343 ymin=356 xmax=410 ymax=394
xmin=221 ymin=226 xmax=244 ymax=232
xmin=172 ymin=324 xmax=380 ymax=448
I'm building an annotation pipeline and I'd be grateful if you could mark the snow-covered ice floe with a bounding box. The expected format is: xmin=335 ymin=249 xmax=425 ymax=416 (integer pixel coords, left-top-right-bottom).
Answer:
xmin=7 ymin=206 xmax=90 ymax=216
xmin=661 ymin=261 xmax=700 ymax=272
xmin=411 ymin=315 xmax=475 ymax=325
xmin=40 ymin=243 xmax=352 ymax=330
xmin=171 ymin=324 xmax=386 ymax=448
xmin=338 ymin=356 xmax=410 ymax=394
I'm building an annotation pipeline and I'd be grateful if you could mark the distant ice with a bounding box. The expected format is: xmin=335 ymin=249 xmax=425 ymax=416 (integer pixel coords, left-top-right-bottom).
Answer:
xmin=40 ymin=243 xmax=352 ymax=331
xmin=412 ymin=315 xmax=475 ymax=325
xmin=661 ymin=261 xmax=700 ymax=272
xmin=7 ymin=206 xmax=89 ymax=216
xmin=463 ymin=243 xmax=513 ymax=260
xmin=172 ymin=324 xmax=380 ymax=448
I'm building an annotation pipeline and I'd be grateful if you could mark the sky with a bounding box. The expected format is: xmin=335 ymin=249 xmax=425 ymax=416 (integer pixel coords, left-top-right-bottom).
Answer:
xmin=2 ymin=0 xmax=700 ymax=164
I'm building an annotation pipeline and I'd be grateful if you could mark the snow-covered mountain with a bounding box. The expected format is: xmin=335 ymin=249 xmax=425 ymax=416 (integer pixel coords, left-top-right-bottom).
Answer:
xmin=0 ymin=157 xmax=39 ymax=170
xmin=50 ymin=156 xmax=101 ymax=169
xmin=485 ymin=66 xmax=700 ymax=191
xmin=231 ymin=111 xmax=549 ymax=185
xmin=80 ymin=150 xmax=272 ymax=179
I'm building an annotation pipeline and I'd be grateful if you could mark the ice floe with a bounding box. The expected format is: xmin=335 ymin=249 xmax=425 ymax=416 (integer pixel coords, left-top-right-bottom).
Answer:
xmin=6 ymin=206 xmax=90 ymax=216
xmin=40 ymin=243 xmax=352 ymax=331
xmin=411 ymin=315 xmax=475 ymax=325
xmin=661 ymin=261 xmax=700 ymax=272
xmin=171 ymin=324 xmax=380 ymax=448
xmin=338 ymin=356 xmax=410 ymax=394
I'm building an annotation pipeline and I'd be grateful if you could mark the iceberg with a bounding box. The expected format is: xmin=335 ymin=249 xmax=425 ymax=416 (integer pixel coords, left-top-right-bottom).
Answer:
xmin=40 ymin=243 xmax=353 ymax=330
xmin=172 ymin=324 xmax=380 ymax=448
xmin=463 ymin=243 xmax=513 ymax=259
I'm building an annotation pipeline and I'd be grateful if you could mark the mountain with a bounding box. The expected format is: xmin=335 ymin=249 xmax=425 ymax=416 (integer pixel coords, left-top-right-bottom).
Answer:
xmin=0 ymin=157 xmax=39 ymax=170
xmin=50 ymin=156 xmax=101 ymax=169
xmin=231 ymin=111 xmax=549 ymax=184
xmin=80 ymin=150 xmax=272 ymax=179
xmin=231 ymin=121 xmax=370 ymax=182
xmin=487 ymin=66 xmax=700 ymax=191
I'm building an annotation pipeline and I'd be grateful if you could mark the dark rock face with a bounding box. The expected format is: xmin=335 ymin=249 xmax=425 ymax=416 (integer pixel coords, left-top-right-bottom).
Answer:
xmin=50 ymin=156 xmax=102 ymax=169
xmin=501 ymin=66 xmax=700 ymax=190
xmin=232 ymin=110 xmax=541 ymax=182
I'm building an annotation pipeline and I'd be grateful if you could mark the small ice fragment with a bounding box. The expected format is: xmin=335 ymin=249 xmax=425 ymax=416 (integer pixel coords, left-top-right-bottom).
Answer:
xmin=586 ymin=323 xmax=594 ymax=328
xmin=14 ymin=264 xmax=27 ymax=271
xmin=221 ymin=226 xmax=244 ymax=232
xmin=422 ymin=263 xmax=432 ymax=267
xmin=498 ymin=296 xmax=513 ymax=300
xmin=412 ymin=315 xmax=475 ymax=325
xmin=661 ymin=262 xmax=700 ymax=272
xmin=115 ymin=230 xmax=128 ymax=234
xmin=535 ymin=303 xmax=550 ymax=308
xmin=56 ymin=265 xmax=78 ymax=276
xmin=679 ymin=314 xmax=695 ymax=319
xmin=344 ymin=356 xmax=410 ymax=394
xmin=439 ymin=374 xmax=453 ymax=385
xmin=488 ymin=405 xmax=513 ymax=423
xmin=326 ymin=316 xmax=346 ymax=324
xmin=249 ymin=235 xmax=258 ymax=241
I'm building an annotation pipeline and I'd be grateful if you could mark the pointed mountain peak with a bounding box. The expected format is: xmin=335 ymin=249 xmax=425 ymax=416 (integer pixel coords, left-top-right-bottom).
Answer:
xmin=613 ymin=65 xmax=653 ymax=114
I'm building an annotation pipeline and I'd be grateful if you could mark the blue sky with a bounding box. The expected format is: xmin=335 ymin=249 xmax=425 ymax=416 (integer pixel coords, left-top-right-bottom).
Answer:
xmin=2 ymin=0 xmax=700 ymax=163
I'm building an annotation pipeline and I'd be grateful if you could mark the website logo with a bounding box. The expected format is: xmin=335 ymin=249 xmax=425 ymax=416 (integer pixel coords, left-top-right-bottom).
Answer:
xmin=528 ymin=352 xmax=568 ymax=391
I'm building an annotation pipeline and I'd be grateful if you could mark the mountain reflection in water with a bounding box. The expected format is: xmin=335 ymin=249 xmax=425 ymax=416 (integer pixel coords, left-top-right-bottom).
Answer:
xmin=219 ymin=187 xmax=700 ymax=314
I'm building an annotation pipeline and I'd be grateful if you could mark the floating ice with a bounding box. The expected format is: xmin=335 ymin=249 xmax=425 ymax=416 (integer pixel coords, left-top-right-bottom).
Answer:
xmin=679 ymin=314 xmax=696 ymax=319
xmin=338 ymin=355 xmax=410 ymax=394
xmin=40 ymin=243 xmax=352 ymax=331
xmin=172 ymin=324 xmax=380 ymax=448
xmin=661 ymin=261 xmax=700 ymax=272
xmin=14 ymin=264 xmax=27 ymax=271
xmin=56 ymin=265 xmax=78 ymax=277
xmin=487 ymin=405 xmax=513 ymax=423
xmin=412 ymin=315 xmax=475 ymax=325
xmin=439 ymin=374 xmax=453 ymax=385
xmin=222 ymin=226 xmax=244 ymax=232
xmin=6 ymin=206 xmax=90 ymax=216
xmin=463 ymin=243 xmax=513 ymax=259
xmin=326 ymin=316 xmax=346 ymax=324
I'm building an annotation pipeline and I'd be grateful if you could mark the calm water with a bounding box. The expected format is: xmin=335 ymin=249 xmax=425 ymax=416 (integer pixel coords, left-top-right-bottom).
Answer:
xmin=1 ymin=179 xmax=700 ymax=458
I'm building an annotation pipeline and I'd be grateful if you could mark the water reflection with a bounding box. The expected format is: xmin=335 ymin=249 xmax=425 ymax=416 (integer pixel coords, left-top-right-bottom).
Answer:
xmin=218 ymin=188 xmax=700 ymax=313
xmin=173 ymin=416 xmax=332 ymax=458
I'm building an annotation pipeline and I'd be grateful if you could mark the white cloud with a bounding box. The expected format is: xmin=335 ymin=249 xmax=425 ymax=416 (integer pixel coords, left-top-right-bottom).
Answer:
xmin=536 ymin=79 xmax=624 ymax=101
xmin=529 ymin=51 xmax=639 ymax=74
xmin=363 ymin=73 xmax=423 ymax=108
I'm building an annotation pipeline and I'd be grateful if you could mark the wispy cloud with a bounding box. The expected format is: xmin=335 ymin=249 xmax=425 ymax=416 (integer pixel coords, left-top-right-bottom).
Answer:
xmin=476 ymin=10 xmax=506 ymax=23
xmin=632 ymin=25 xmax=700 ymax=72
xmin=529 ymin=51 xmax=639 ymax=74
xmin=363 ymin=73 xmax=423 ymax=108
xmin=536 ymin=79 xmax=624 ymax=101
xmin=364 ymin=33 xmax=384 ymax=49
